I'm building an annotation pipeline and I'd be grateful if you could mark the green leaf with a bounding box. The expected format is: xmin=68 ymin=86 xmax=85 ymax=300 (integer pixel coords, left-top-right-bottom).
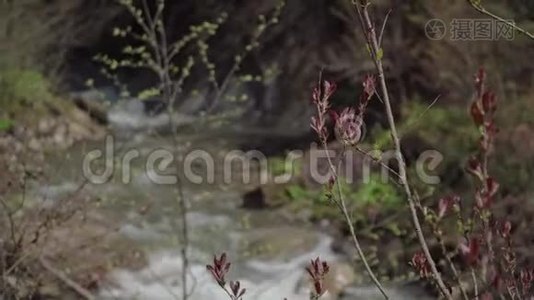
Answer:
xmin=137 ymin=88 xmax=161 ymax=100
xmin=376 ymin=48 xmax=384 ymax=61
xmin=386 ymin=223 xmax=402 ymax=237
xmin=0 ymin=119 xmax=13 ymax=131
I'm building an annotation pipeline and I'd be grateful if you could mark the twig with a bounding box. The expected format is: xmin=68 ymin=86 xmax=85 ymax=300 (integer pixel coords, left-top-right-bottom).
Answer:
xmin=127 ymin=0 xmax=191 ymax=297
xmin=3 ymin=248 xmax=35 ymax=277
xmin=337 ymin=189 xmax=390 ymax=298
xmin=206 ymin=1 xmax=284 ymax=113
xmin=471 ymin=267 xmax=479 ymax=300
xmin=176 ymin=176 xmax=191 ymax=299
xmin=354 ymin=146 xmax=402 ymax=185
xmin=467 ymin=1 xmax=534 ymax=40
xmin=0 ymin=197 xmax=17 ymax=248
xmin=400 ymin=95 xmax=441 ymax=135
xmin=39 ymin=256 xmax=95 ymax=300
xmin=433 ymin=226 xmax=469 ymax=300
xmin=378 ymin=9 xmax=392 ymax=48
xmin=351 ymin=1 xmax=452 ymax=298
xmin=321 ymin=143 xmax=390 ymax=299
xmin=312 ymin=72 xmax=388 ymax=298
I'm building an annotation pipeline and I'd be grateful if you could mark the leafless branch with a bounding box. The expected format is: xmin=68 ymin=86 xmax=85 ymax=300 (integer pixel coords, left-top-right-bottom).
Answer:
xmin=350 ymin=1 xmax=452 ymax=298
xmin=319 ymin=143 xmax=389 ymax=298
xmin=40 ymin=256 xmax=95 ymax=300
xmin=467 ymin=1 xmax=534 ymax=40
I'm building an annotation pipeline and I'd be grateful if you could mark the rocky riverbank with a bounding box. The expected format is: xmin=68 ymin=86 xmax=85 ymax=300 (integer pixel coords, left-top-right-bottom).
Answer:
xmin=0 ymin=96 xmax=118 ymax=298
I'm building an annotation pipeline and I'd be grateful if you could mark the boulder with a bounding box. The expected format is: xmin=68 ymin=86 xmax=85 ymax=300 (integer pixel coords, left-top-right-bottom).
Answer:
xmin=242 ymin=187 xmax=267 ymax=209
xmin=72 ymin=93 xmax=109 ymax=125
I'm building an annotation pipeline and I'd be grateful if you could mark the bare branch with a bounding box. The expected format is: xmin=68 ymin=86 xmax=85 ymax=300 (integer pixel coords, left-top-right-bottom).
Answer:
xmin=378 ymin=9 xmax=392 ymax=48
xmin=350 ymin=1 xmax=452 ymax=298
xmin=467 ymin=1 xmax=534 ymax=40
xmin=40 ymin=256 xmax=95 ymax=300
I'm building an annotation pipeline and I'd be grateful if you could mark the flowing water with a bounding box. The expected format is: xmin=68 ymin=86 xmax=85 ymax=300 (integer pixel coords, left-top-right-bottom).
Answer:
xmin=35 ymin=105 xmax=431 ymax=300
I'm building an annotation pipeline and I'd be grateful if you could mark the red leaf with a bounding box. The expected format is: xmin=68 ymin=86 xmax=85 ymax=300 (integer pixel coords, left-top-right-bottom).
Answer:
xmin=500 ymin=220 xmax=512 ymax=238
xmin=362 ymin=74 xmax=376 ymax=100
xmin=459 ymin=238 xmax=480 ymax=266
xmin=328 ymin=110 xmax=339 ymax=122
xmin=312 ymin=87 xmax=321 ymax=104
xmin=438 ymin=195 xmax=459 ymax=219
xmin=466 ymin=157 xmax=484 ymax=182
xmin=475 ymin=67 xmax=486 ymax=98
xmin=482 ymin=91 xmax=497 ymax=114
xmin=410 ymin=251 xmax=430 ymax=278
xmin=486 ymin=177 xmax=499 ymax=198
xmin=470 ymin=101 xmax=484 ymax=126
xmin=323 ymin=81 xmax=337 ymax=100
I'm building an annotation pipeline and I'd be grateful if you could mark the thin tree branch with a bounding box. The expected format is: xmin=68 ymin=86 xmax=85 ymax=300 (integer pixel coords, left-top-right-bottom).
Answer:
xmin=354 ymin=146 xmax=402 ymax=185
xmin=378 ymin=9 xmax=392 ymax=48
xmin=471 ymin=267 xmax=479 ymax=300
xmin=433 ymin=226 xmax=469 ymax=300
xmin=336 ymin=184 xmax=390 ymax=299
xmin=40 ymin=256 xmax=95 ymax=300
xmin=139 ymin=2 xmax=191 ymax=298
xmin=467 ymin=1 xmax=534 ymax=40
xmin=320 ymin=143 xmax=390 ymax=299
xmin=351 ymin=1 xmax=452 ymax=298
xmin=206 ymin=1 xmax=284 ymax=113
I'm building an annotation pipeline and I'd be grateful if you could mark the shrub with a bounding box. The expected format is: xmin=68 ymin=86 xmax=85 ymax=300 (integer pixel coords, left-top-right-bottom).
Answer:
xmin=0 ymin=68 xmax=55 ymax=117
xmin=0 ymin=119 xmax=13 ymax=132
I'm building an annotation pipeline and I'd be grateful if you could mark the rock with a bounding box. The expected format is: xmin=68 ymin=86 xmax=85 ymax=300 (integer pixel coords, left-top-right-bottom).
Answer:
xmin=323 ymin=261 xmax=357 ymax=298
xmin=28 ymin=137 xmax=42 ymax=152
xmin=37 ymin=118 xmax=55 ymax=135
xmin=66 ymin=106 xmax=107 ymax=140
xmin=68 ymin=121 xmax=92 ymax=141
xmin=38 ymin=282 xmax=62 ymax=298
xmin=13 ymin=125 xmax=28 ymax=139
xmin=37 ymin=209 xmax=148 ymax=289
xmin=242 ymin=187 xmax=267 ymax=209
xmin=53 ymin=130 xmax=65 ymax=145
xmin=72 ymin=94 xmax=109 ymax=125
xmin=0 ymin=136 xmax=11 ymax=149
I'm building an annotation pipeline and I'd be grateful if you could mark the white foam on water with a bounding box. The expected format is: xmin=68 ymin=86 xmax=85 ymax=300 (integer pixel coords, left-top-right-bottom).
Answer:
xmin=99 ymin=234 xmax=338 ymax=300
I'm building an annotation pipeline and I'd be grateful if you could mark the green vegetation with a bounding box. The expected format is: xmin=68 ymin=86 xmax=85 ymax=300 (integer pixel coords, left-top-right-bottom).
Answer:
xmin=280 ymin=174 xmax=402 ymax=221
xmin=0 ymin=68 xmax=55 ymax=118
xmin=491 ymin=94 xmax=534 ymax=194
xmin=401 ymin=101 xmax=477 ymax=150
xmin=353 ymin=175 xmax=402 ymax=208
xmin=0 ymin=119 xmax=13 ymax=132
xmin=371 ymin=101 xmax=477 ymax=153
xmin=268 ymin=156 xmax=302 ymax=177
